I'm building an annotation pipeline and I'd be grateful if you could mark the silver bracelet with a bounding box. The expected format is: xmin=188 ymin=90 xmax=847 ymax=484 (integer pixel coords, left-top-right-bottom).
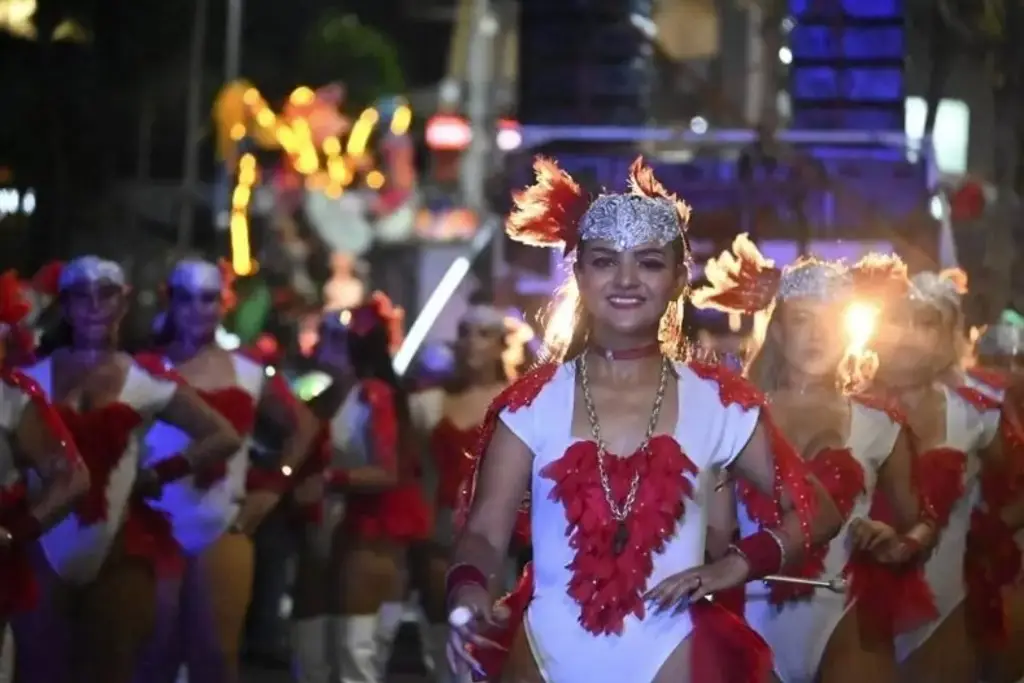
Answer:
xmin=764 ymin=527 xmax=788 ymax=569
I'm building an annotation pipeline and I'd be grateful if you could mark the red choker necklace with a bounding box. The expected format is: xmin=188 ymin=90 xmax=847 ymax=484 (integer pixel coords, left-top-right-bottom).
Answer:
xmin=589 ymin=342 xmax=662 ymax=361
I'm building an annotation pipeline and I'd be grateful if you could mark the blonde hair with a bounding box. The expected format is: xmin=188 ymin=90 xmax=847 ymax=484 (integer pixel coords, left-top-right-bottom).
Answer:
xmin=539 ymin=266 xmax=688 ymax=364
xmin=744 ymin=299 xmax=870 ymax=393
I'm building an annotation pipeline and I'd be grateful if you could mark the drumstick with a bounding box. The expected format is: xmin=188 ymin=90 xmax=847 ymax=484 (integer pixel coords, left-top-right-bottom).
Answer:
xmin=761 ymin=575 xmax=847 ymax=593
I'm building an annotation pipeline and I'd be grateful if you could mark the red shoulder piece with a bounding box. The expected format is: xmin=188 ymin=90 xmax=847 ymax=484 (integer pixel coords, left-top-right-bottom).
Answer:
xmin=455 ymin=362 xmax=558 ymax=546
xmin=0 ymin=369 xmax=80 ymax=467
xmin=968 ymin=367 xmax=1011 ymax=393
xmin=955 ymin=386 xmax=1001 ymax=413
xmin=852 ymin=393 xmax=908 ymax=427
xmin=133 ymin=352 xmax=185 ymax=384
xmin=237 ymin=348 xmax=299 ymax=418
xmin=688 ymin=360 xmax=817 ymax=552
xmin=360 ymin=379 xmax=398 ymax=472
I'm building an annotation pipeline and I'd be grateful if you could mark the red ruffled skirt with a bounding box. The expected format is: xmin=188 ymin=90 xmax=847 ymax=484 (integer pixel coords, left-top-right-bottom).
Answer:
xmin=342 ymin=483 xmax=432 ymax=542
xmin=121 ymin=500 xmax=185 ymax=578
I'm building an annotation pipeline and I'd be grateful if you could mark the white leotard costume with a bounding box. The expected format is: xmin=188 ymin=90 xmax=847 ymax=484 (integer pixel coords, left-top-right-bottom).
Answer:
xmin=893 ymin=384 xmax=998 ymax=661
xmin=24 ymin=357 xmax=178 ymax=583
xmin=500 ymin=361 xmax=758 ymax=683
xmin=739 ymin=400 xmax=901 ymax=683
xmin=142 ymin=353 xmax=265 ymax=555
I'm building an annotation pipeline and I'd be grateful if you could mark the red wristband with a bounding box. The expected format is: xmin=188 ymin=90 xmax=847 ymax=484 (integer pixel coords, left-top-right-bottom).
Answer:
xmin=445 ymin=563 xmax=488 ymax=605
xmin=152 ymin=454 xmax=193 ymax=484
xmin=324 ymin=468 xmax=350 ymax=489
xmin=730 ymin=529 xmax=785 ymax=580
xmin=4 ymin=509 xmax=43 ymax=545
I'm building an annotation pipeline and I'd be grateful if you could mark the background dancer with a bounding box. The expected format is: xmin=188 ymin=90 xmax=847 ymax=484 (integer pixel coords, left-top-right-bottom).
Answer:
xmin=409 ymin=302 xmax=531 ymax=681
xmin=448 ymin=158 xmax=841 ymax=683
xmin=290 ymin=293 xmax=431 ymax=683
xmin=12 ymin=256 xmax=242 ymax=683
xmin=860 ymin=270 xmax=1001 ymax=683
xmin=694 ymin=244 xmax=929 ymax=683
xmin=0 ymin=270 xmax=89 ymax=682
xmin=136 ymin=258 xmax=320 ymax=683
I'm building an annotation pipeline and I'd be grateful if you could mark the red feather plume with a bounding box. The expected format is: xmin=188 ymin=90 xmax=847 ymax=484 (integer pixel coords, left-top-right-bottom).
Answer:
xmin=690 ymin=234 xmax=781 ymax=314
xmin=850 ymin=253 xmax=909 ymax=301
xmin=627 ymin=156 xmax=692 ymax=228
xmin=506 ymin=157 xmax=590 ymax=254
xmin=0 ymin=271 xmax=30 ymax=326
xmin=32 ymin=261 xmax=64 ymax=297
xmin=349 ymin=291 xmax=405 ymax=354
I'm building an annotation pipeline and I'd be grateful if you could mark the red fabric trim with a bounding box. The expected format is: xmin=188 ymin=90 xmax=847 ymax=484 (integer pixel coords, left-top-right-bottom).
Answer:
xmin=968 ymin=367 xmax=1011 ymax=393
xmin=732 ymin=529 xmax=783 ymax=580
xmin=56 ymin=403 xmax=144 ymax=523
xmin=965 ymin=507 xmax=1021 ymax=649
xmin=192 ymin=386 xmax=256 ymax=488
xmin=689 ymin=361 xmax=817 ymax=554
xmin=132 ymin=353 xmax=185 ymax=384
xmin=1 ymin=369 xmax=80 ymax=467
xmin=540 ymin=434 xmax=697 ymax=635
xmin=360 ymin=379 xmax=398 ymax=473
xmin=846 ymin=489 xmax=938 ymax=638
xmin=955 ymin=385 xmax=1002 ymax=414
xmin=690 ymin=599 xmax=774 ymax=683
xmin=445 ymin=563 xmax=488 ymax=605
xmin=122 ymin=499 xmax=184 ymax=578
xmin=341 ymin=484 xmax=431 ymax=541
xmin=914 ymin=447 xmax=967 ymax=529
xmin=455 ymin=363 xmax=557 ymax=546
xmin=430 ymin=418 xmax=479 ymax=509
xmin=152 ymin=454 xmax=192 ymax=484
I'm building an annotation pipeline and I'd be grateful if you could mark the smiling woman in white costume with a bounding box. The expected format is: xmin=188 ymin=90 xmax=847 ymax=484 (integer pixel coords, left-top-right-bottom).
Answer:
xmin=446 ymin=157 xmax=842 ymax=683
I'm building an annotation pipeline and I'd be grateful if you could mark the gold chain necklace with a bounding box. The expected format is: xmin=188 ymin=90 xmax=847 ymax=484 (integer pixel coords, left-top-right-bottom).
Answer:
xmin=578 ymin=352 xmax=669 ymax=555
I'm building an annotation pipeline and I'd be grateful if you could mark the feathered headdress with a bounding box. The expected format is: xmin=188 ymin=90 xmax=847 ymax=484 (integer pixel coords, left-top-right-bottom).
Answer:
xmin=690 ymin=234 xmax=783 ymax=313
xmin=910 ymin=269 xmax=967 ymax=311
xmin=849 ymin=253 xmax=909 ymax=301
xmin=506 ymin=156 xmax=690 ymax=255
xmin=0 ymin=270 xmax=30 ymax=328
xmin=32 ymin=261 xmax=64 ymax=298
xmin=348 ymin=291 xmax=405 ymax=354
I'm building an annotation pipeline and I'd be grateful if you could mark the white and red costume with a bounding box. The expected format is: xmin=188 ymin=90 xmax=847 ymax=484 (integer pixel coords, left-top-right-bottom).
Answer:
xmin=692 ymin=243 xmax=936 ymax=681
xmin=454 ymin=159 xmax=819 ymax=683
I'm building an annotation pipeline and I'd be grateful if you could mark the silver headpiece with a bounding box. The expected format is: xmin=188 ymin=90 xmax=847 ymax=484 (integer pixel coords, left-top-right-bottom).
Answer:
xmin=909 ymin=271 xmax=964 ymax=311
xmin=977 ymin=323 xmax=1024 ymax=357
xmin=778 ymin=261 xmax=852 ymax=302
xmin=169 ymin=259 xmax=223 ymax=292
xmin=59 ymin=256 xmax=125 ymax=291
xmin=578 ymin=194 xmax=683 ymax=252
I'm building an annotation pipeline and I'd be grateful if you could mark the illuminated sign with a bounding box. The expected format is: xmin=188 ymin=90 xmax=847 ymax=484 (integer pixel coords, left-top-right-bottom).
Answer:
xmin=0 ymin=188 xmax=35 ymax=217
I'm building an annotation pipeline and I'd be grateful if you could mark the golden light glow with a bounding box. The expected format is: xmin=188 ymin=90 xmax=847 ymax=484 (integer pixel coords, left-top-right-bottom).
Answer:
xmin=845 ymin=301 xmax=879 ymax=354
xmin=390 ymin=104 xmax=412 ymax=136
xmin=213 ymin=82 xmax=415 ymax=271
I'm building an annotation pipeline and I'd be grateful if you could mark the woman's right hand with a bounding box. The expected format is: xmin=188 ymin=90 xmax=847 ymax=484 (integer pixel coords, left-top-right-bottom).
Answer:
xmin=445 ymin=583 xmax=508 ymax=678
xmin=848 ymin=517 xmax=897 ymax=553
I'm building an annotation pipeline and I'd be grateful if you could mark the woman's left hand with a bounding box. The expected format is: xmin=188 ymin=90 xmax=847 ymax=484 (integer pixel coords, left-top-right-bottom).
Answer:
xmin=644 ymin=552 xmax=750 ymax=613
